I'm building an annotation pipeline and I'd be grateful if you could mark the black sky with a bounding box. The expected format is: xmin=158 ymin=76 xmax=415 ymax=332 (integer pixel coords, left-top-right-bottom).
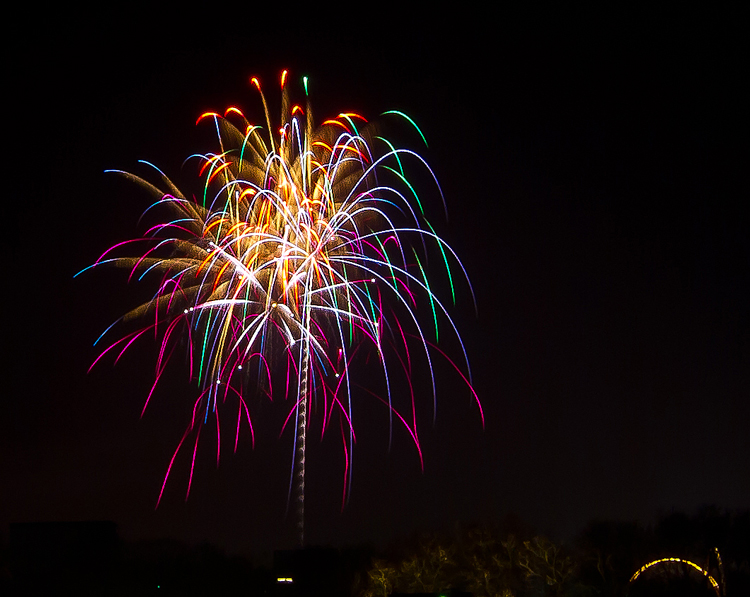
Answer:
xmin=7 ymin=6 xmax=748 ymax=558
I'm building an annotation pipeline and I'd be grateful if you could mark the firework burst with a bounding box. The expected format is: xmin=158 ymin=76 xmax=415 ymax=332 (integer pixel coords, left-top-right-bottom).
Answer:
xmin=78 ymin=71 xmax=481 ymax=542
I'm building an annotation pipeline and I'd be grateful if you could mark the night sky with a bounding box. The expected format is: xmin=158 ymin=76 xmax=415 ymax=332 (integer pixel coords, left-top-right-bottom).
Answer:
xmin=7 ymin=7 xmax=748 ymax=559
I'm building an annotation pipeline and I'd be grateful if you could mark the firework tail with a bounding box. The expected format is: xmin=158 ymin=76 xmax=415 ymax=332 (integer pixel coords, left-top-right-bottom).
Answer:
xmin=296 ymin=336 xmax=310 ymax=546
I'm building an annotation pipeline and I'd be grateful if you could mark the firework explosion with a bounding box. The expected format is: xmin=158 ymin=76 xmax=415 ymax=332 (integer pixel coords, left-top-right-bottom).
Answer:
xmin=78 ymin=71 xmax=481 ymax=542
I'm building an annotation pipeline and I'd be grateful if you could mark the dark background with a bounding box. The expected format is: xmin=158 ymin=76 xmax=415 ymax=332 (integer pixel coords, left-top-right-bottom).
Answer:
xmin=7 ymin=5 xmax=747 ymax=559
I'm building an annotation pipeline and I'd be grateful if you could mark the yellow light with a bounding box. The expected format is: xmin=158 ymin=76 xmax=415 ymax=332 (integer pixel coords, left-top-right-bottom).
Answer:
xmin=196 ymin=111 xmax=221 ymax=125
xmin=322 ymin=119 xmax=347 ymax=130
xmin=224 ymin=106 xmax=244 ymax=118
xmin=630 ymin=557 xmax=720 ymax=595
xmin=207 ymin=161 xmax=231 ymax=184
xmin=312 ymin=141 xmax=333 ymax=152
xmin=339 ymin=112 xmax=368 ymax=122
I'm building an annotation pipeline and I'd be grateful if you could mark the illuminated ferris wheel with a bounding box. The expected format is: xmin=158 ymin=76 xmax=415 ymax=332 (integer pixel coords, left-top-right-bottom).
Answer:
xmin=629 ymin=548 xmax=726 ymax=597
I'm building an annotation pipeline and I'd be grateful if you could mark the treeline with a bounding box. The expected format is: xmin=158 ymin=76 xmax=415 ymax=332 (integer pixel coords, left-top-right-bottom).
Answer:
xmin=355 ymin=507 xmax=749 ymax=597
xmin=2 ymin=507 xmax=747 ymax=595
